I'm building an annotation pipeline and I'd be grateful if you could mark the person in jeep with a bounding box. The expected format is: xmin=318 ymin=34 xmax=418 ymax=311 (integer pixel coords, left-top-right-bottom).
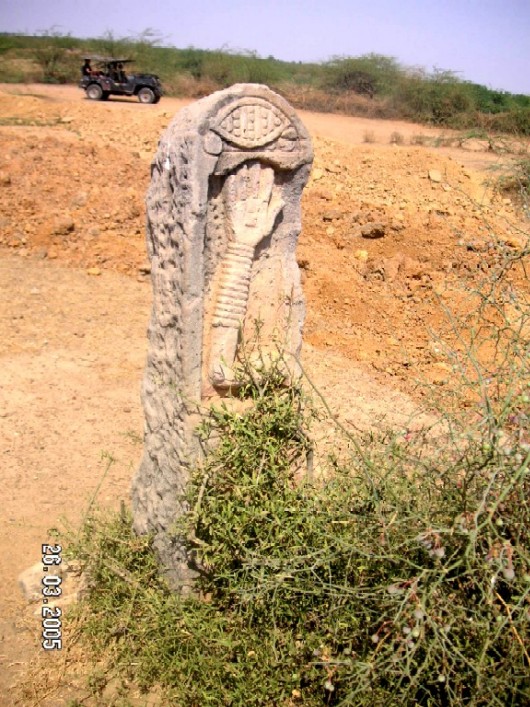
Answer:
xmin=81 ymin=59 xmax=93 ymax=77
xmin=117 ymin=63 xmax=127 ymax=83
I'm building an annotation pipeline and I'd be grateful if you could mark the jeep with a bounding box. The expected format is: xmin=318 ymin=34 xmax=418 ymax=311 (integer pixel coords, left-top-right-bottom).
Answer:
xmin=79 ymin=56 xmax=163 ymax=104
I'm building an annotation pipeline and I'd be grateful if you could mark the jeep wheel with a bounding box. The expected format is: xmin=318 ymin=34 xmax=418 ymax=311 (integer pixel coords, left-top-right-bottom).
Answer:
xmin=86 ymin=84 xmax=103 ymax=101
xmin=138 ymin=87 xmax=156 ymax=104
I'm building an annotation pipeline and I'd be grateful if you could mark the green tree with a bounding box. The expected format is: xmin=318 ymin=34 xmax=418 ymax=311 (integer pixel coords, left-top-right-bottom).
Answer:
xmin=396 ymin=68 xmax=475 ymax=125
xmin=323 ymin=53 xmax=401 ymax=97
xmin=33 ymin=26 xmax=72 ymax=82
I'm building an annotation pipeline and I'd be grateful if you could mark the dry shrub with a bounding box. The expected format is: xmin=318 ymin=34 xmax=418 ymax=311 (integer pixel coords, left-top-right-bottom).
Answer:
xmin=390 ymin=130 xmax=405 ymax=145
xmin=165 ymin=73 xmax=220 ymax=98
xmin=363 ymin=129 xmax=376 ymax=143
xmin=410 ymin=133 xmax=431 ymax=146
xmin=278 ymin=82 xmax=397 ymax=119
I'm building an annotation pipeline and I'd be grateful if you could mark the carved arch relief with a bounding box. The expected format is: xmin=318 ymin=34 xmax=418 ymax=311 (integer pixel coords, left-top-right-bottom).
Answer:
xmin=212 ymin=98 xmax=291 ymax=149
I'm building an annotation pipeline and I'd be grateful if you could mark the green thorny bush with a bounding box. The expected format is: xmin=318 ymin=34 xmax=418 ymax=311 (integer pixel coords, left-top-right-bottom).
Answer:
xmin=70 ymin=220 xmax=530 ymax=705
xmin=70 ymin=341 xmax=530 ymax=705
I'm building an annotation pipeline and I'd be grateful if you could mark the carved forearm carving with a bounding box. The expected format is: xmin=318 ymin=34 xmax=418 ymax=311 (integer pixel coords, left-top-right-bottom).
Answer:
xmin=212 ymin=242 xmax=254 ymax=327
xmin=209 ymin=161 xmax=283 ymax=389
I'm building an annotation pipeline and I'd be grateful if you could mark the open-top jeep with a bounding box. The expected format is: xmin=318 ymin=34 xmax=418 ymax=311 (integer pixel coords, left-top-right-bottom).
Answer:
xmin=79 ymin=56 xmax=163 ymax=104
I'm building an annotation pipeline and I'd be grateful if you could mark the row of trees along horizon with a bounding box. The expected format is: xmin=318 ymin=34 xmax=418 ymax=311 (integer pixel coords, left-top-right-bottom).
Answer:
xmin=1 ymin=30 xmax=530 ymax=134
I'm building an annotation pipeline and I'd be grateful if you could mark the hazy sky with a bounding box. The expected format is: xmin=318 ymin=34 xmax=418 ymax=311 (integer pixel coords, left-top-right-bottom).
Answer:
xmin=2 ymin=0 xmax=530 ymax=94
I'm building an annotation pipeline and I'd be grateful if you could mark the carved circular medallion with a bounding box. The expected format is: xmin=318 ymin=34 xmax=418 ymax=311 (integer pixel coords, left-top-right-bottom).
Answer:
xmin=212 ymin=98 xmax=292 ymax=149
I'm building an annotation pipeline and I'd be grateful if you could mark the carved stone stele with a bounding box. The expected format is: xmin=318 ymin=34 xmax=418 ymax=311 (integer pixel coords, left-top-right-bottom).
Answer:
xmin=131 ymin=84 xmax=313 ymax=589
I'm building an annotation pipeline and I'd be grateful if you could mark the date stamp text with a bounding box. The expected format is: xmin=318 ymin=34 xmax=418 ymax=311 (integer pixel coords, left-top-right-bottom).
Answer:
xmin=41 ymin=544 xmax=62 ymax=650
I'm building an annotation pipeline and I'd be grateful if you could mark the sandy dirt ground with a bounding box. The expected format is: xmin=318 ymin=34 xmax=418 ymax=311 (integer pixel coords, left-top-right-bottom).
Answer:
xmin=0 ymin=84 xmax=528 ymax=705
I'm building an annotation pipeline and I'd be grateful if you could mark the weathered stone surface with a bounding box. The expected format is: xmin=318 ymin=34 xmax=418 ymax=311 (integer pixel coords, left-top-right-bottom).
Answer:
xmin=18 ymin=560 xmax=86 ymax=608
xmin=361 ymin=222 xmax=386 ymax=239
xmin=50 ymin=215 xmax=75 ymax=236
xmin=132 ymin=84 xmax=313 ymax=589
xmin=428 ymin=169 xmax=442 ymax=183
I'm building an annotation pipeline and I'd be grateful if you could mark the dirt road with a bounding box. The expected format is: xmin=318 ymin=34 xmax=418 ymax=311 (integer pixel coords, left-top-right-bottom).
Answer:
xmin=0 ymin=84 xmax=527 ymax=704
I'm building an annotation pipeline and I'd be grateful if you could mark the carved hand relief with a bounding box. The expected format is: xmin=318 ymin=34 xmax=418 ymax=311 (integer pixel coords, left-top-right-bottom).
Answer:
xmin=225 ymin=161 xmax=283 ymax=248
xmin=209 ymin=161 xmax=284 ymax=389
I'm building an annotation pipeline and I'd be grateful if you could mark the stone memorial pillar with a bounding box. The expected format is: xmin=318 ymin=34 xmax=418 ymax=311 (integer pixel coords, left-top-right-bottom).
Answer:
xmin=132 ymin=84 xmax=313 ymax=588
